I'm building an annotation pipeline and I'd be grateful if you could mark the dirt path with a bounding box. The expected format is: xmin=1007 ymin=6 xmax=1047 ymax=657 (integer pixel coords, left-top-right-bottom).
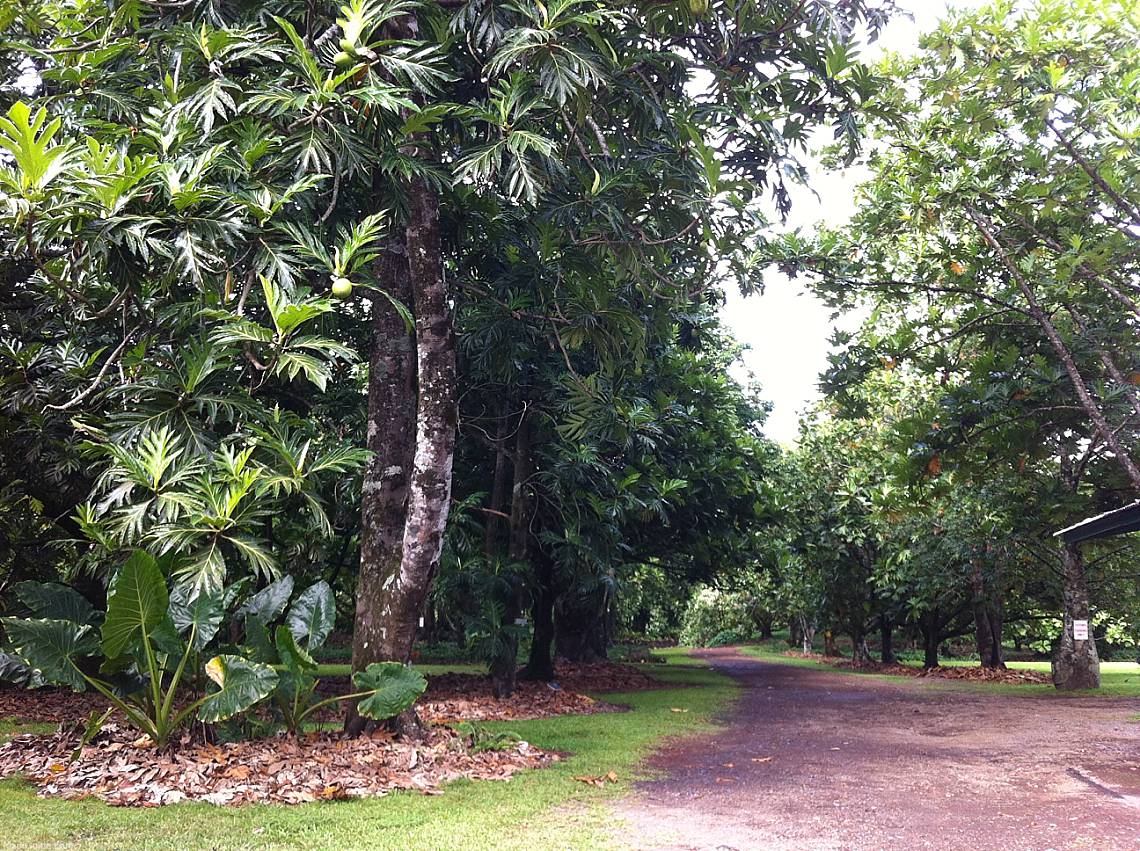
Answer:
xmin=616 ymin=648 xmax=1140 ymax=850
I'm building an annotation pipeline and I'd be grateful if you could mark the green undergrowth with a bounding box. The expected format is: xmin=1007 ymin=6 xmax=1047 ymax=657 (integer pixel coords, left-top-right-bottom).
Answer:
xmin=739 ymin=640 xmax=1140 ymax=698
xmin=0 ymin=648 xmax=734 ymax=850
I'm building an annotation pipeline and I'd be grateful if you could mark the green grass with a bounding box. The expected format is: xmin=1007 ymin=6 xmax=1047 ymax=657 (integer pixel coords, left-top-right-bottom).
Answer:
xmin=0 ymin=719 xmax=56 ymax=744
xmin=739 ymin=639 xmax=1140 ymax=697
xmin=0 ymin=648 xmax=734 ymax=850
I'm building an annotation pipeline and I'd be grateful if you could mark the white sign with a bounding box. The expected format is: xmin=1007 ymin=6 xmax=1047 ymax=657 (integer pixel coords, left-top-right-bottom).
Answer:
xmin=1073 ymin=619 xmax=1089 ymax=641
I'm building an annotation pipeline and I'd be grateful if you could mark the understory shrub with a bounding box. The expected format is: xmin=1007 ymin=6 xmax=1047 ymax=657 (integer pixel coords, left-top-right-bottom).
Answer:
xmin=679 ymin=587 xmax=770 ymax=647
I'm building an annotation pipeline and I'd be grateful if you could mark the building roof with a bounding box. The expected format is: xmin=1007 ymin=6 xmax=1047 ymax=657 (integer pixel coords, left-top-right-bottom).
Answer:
xmin=1054 ymin=501 xmax=1140 ymax=545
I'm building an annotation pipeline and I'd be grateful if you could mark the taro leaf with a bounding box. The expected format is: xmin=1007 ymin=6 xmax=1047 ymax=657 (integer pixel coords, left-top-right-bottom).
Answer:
xmin=238 ymin=575 xmax=294 ymax=625
xmin=102 ymin=550 xmax=169 ymax=659
xmin=353 ymin=662 xmax=427 ymax=721
xmin=274 ymin=626 xmax=317 ymax=675
xmin=149 ymin=612 xmax=184 ymax=658
xmin=198 ymin=655 xmax=278 ymax=723
xmin=285 ymin=580 xmax=335 ymax=650
xmin=0 ymin=651 xmax=33 ymax=685
xmin=273 ymin=626 xmax=317 ymax=707
xmin=14 ymin=581 xmax=100 ymax=626
xmin=222 ymin=575 xmax=253 ymax=611
xmin=243 ymin=615 xmax=277 ymax=664
xmin=1 ymin=618 xmax=98 ymax=691
xmin=169 ymin=585 xmax=223 ymax=650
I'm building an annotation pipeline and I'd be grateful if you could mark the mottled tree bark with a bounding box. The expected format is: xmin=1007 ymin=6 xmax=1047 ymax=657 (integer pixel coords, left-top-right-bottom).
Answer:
xmin=381 ymin=174 xmax=456 ymax=663
xmin=345 ymin=243 xmax=415 ymax=735
xmin=1052 ymin=542 xmax=1101 ymax=690
xmin=345 ymin=171 xmax=455 ymax=735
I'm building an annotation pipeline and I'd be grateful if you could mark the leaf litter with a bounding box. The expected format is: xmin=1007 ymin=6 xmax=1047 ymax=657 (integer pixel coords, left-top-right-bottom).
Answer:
xmin=0 ymin=721 xmax=556 ymax=807
xmin=0 ymin=661 xmax=664 ymax=806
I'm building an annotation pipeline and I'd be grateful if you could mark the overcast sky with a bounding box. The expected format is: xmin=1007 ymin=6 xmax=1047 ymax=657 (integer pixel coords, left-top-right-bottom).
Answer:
xmin=721 ymin=0 xmax=992 ymax=444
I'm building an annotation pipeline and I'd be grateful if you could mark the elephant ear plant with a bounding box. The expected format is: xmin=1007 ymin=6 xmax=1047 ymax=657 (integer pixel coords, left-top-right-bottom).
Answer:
xmin=1 ymin=551 xmax=277 ymax=747
xmin=1 ymin=554 xmax=431 ymax=746
xmin=237 ymin=577 xmax=427 ymax=734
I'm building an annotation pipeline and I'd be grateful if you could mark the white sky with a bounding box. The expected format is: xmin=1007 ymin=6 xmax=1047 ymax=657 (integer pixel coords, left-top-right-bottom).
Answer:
xmin=722 ymin=0 xmax=991 ymax=444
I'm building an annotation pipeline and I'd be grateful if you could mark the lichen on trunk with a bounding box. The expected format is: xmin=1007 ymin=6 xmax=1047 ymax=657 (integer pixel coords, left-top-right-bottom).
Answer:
xmin=1052 ymin=541 xmax=1100 ymax=690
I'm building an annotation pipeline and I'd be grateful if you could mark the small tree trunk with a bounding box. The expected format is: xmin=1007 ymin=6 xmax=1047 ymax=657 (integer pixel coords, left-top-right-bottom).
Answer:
xmin=1052 ymin=542 xmax=1100 ymax=690
xmin=490 ymin=410 xmax=533 ymax=698
xmin=879 ymin=616 xmax=895 ymax=665
xmin=798 ymin=614 xmax=816 ymax=655
xmin=522 ymin=547 xmax=556 ymax=681
xmin=971 ymin=561 xmax=1005 ymax=669
xmin=822 ymin=629 xmax=838 ymax=657
xmin=974 ymin=600 xmax=1005 ymax=669
xmin=789 ymin=618 xmax=803 ymax=650
xmin=758 ymin=616 xmax=773 ymax=640
xmin=920 ymin=611 xmax=940 ymax=669
xmin=555 ymin=588 xmax=609 ymax=662
xmin=850 ymin=627 xmax=872 ymax=667
xmin=483 ymin=401 xmax=510 ymax=555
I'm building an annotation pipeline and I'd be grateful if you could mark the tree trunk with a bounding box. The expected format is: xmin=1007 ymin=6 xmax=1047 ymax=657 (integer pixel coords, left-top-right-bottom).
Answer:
xmin=490 ymin=409 xmax=533 ymax=698
xmin=1052 ymin=542 xmax=1101 ymax=690
xmin=971 ymin=561 xmax=1005 ymax=669
xmin=345 ymin=242 xmax=415 ymax=735
xmin=555 ymin=587 xmax=610 ymax=662
xmin=483 ymin=401 xmax=510 ymax=555
xmin=822 ymin=629 xmax=837 ymax=657
xmin=973 ymin=599 xmax=1005 ymax=669
xmin=879 ymin=615 xmax=895 ymax=665
xmin=788 ymin=618 xmax=803 ymax=650
xmin=381 ymin=173 xmax=456 ymax=661
xmin=920 ymin=611 xmax=940 ymax=669
xmin=849 ymin=627 xmax=872 ymax=667
xmin=522 ymin=547 xmax=556 ymax=681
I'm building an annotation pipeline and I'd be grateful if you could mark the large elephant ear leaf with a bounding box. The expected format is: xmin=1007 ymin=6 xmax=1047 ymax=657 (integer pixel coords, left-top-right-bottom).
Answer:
xmin=353 ymin=662 xmax=427 ymax=721
xmin=1 ymin=618 xmax=98 ymax=691
xmin=169 ymin=585 xmax=223 ymax=651
xmin=15 ymin=581 xmax=100 ymax=626
xmin=285 ymin=581 xmax=335 ymax=650
xmin=102 ymin=550 xmax=169 ymax=659
xmin=274 ymin=626 xmax=317 ymax=675
xmin=272 ymin=626 xmax=317 ymax=705
xmin=238 ymin=575 xmax=294 ymax=625
xmin=198 ymin=655 xmax=278 ymax=723
xmin=243 ymin=615 xmax=277 ymax=664
xmin=0 ymin=651 xmax=34 ymax=686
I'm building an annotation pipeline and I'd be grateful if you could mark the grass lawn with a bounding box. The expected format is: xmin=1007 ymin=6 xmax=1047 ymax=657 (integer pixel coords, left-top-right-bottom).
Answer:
xmin=739 ymin=640 xmax=1140 ymax=698
xmin=0 ymin=648 xmax=734 ymax=850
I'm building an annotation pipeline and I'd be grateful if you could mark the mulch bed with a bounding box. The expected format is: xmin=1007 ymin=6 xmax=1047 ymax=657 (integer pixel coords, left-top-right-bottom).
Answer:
xmin=0 ymin=721 xmax=555 ymax=806
xmin=317 ymin=660 xmax=667 ymax=724
xmin=0 ymin=687 xmax=112 ymax=724
xmin=0 ymin=660 xmax=664 ymax=806
xmin=782 ymin=651 xmax=1050 ymax=684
